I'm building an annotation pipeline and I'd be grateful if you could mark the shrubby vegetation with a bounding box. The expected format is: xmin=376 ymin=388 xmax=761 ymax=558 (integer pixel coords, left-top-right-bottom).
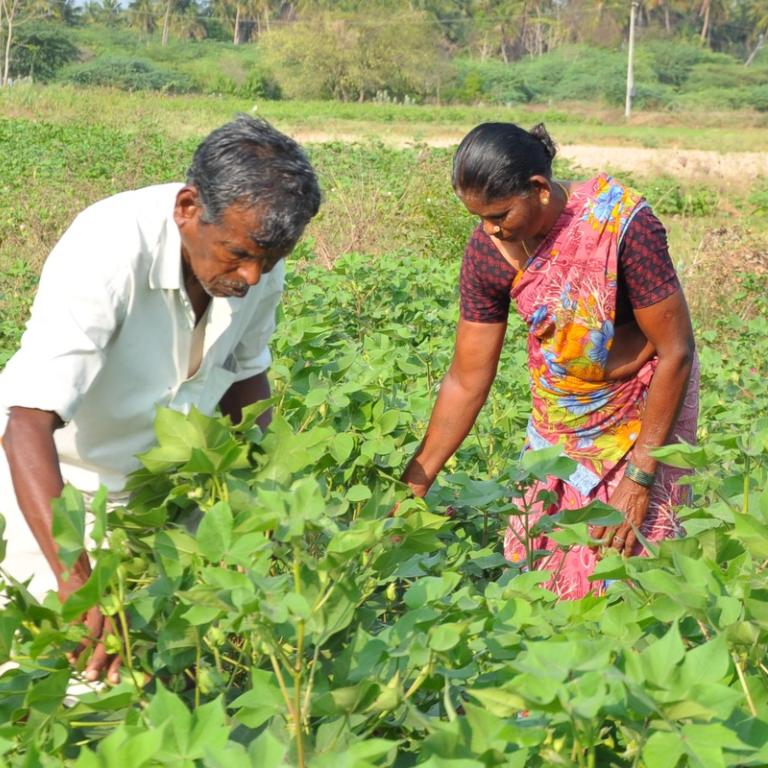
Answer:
xmin=0 ymin=228 xmax=767 ymax=768
xmin=2 ymin=0 xmax=768 ymax=107
xmin=0 ymin=111 xmax=767 ymax=766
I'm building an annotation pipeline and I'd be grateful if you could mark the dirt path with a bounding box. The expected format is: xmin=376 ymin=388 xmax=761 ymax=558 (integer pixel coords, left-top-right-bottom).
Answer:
xmin=558 ymin=144 xmax=768 ymax=183
xmin=293 ymin=130 xmax=768 ymax=182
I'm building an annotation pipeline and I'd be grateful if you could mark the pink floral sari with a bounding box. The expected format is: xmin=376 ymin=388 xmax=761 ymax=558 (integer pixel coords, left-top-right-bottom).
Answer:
xmin=502 ymin=175 xmax=699 ymax=599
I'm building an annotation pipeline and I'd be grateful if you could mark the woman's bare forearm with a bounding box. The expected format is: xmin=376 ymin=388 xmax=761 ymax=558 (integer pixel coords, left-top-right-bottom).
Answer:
xmin=629 ymin=292 xmax=696 ymax=475
xmin=402 ymin=370 xmax=491 ymax=496
xmin=630 ymin=346 xmax=694 ymax=473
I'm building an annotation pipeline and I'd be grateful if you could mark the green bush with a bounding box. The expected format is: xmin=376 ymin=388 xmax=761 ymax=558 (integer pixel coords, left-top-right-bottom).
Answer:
xmin=685 ymin=57 xmax=768 ymax=91
xmin=641 ymin=176 xmax=717 ymax=216
xmin=9 ymin=24 xmax=79 ymax=81
xmin=645 ymin=40 xmax=707 ymax=87
xmin=446 ymin=58 xmax=535 ymax=104
xmin=58 ymin=57 xmax=193 ymax=93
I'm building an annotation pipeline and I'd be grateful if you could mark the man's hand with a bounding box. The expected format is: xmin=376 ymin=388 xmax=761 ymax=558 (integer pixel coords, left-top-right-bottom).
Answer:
xmin=592 ymin=476 xmax=652 ymax=557
xmin=59 ymin=570 xmax=121 ymax=685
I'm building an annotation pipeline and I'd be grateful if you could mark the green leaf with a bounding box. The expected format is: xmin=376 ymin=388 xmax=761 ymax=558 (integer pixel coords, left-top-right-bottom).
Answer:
xmin=639 ymin=622 xmax=685 ymax=687
xmin=187 ymin=696 xmax=229 ymax=758
xmin=520 ymin=445 xmax=577 ymax=481
xmin=642 ymin=731 xmax=684 ymax=768
xmin=145 ymin=682 xmax=192 ymax=756
xmin=231 ymin=669 xmax=285 ymax=729
xmin=552 ymin=500 xmax=623 ymax=527
xmin=429 ymin=624 xmax=461 ymax=652
xmin=154 ymin=407 xmax=206 ymax=451
xmin=331 ymin=433 xmax=354 ymax=463
xmin=652 ymin=442 xmax=710 ymax=469
xmin=61 ymin=552 xmax=120 ymax=621
xmin=196 ymin=502 xmax=233 ymax=562
xmin=346 ymin=484 xmax=372 ymax=503
xmin=24 ymin=668 xmax=69 ymax=715
xmin=51 ymin=484 xmax=86 ymax=570
xmin=89 ymin=485 xmax=108 ymax=547
xmin=466 ymin=686 xmax=526 ymax=716
xmin=404 ymin=572 xmax=462 ymax=609
xmin=247 ymin=730 xmax=288 ymax=768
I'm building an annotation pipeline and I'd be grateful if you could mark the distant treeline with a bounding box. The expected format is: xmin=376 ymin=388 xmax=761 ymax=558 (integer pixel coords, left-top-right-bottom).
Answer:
xmin=1 ymin=0 xmax=767 ymax=108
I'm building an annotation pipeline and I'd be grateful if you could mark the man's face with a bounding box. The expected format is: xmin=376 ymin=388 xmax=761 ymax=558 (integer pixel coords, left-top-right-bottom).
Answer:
xmin=174 ymin=187 xmax=289 ymax=299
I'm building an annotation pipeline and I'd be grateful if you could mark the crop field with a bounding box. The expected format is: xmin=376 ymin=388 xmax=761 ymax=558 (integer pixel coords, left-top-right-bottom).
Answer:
xmin=0 ymin=89 xmax=767 ymax=767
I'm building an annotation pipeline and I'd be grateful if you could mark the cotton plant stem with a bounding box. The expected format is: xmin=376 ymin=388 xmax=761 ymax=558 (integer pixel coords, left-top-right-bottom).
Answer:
xmin=743 ymin=456 xmax=750 ymax=516
xmin=194 ymin=628 xmax=202 ymax=709
xmin=115 ymin=565 xmax=142 ymax=694
xmin=292 ymin=540 xmax=306 ymax=767
xmin=732 ymin=651 xmax=757 ymax=717
xmin=302 ymin=643 xmax=322 ymax=718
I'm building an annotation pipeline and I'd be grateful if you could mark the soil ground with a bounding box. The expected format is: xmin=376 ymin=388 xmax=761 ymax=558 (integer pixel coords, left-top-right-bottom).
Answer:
xmin=293 ymin=130 xmax=768 ymax=183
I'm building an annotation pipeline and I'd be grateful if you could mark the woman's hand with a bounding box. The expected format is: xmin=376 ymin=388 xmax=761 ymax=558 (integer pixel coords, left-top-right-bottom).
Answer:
xmin=593 ymin=476 xmax=651 ymax=557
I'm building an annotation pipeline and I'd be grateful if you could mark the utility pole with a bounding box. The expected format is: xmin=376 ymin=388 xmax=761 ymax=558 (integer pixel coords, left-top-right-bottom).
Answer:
xmin=625 ymin=0 xmax=638 ymax=119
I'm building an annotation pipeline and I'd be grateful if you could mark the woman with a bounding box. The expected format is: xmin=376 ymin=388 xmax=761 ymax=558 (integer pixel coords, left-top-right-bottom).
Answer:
xmin=402 ymin=122 xmax=698 ymax=600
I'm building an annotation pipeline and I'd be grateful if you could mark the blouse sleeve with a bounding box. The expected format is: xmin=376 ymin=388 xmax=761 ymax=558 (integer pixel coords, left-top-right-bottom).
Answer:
xmin=618 ymin=206 xmax=681 ymax=309
xmin=459 ymin=226 xmax=515 ymax=323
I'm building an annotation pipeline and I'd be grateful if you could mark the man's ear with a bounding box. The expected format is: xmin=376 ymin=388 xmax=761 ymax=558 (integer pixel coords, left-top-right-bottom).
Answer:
xmin=174 ymin=186 xmax=202 ymax=228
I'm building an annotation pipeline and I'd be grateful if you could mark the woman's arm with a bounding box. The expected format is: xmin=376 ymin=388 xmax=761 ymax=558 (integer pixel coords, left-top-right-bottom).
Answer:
xmin=596 ymin=289 xmax=695 ymax=554
xmin=401 ymin=318 xmax=507 ymax=497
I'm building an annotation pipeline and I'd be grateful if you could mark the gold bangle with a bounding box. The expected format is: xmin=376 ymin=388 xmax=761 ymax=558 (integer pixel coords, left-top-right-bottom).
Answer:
xmin=625 ymin=462 xmax=655 ymax=488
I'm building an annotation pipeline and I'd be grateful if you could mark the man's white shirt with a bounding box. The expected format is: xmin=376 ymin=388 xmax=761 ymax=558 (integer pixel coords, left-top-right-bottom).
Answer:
xmin=0 ymin=183 xmax=284 ymax=494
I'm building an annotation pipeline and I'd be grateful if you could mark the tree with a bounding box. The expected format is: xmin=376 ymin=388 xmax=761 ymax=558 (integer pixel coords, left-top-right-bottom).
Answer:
xmin=1 ymin=0 xmax=25 ymax=84
xmin=128 ymin=0 xmax=157 ymax=34
xmin=263 ymin=7 xmax=451 ymax=101
xmin=8 ymin=22 xmax=78 ymax=79
xmin=83 ymin=0 xmax=123 ymax=26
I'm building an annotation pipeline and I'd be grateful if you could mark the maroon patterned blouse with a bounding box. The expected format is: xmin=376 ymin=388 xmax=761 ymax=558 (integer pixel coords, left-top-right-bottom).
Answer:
xmin=460 ymin=206 xmax=680 ymax=326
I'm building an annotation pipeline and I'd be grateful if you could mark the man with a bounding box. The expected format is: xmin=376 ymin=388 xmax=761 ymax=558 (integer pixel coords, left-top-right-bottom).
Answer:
xmin=0 ymin=115 xmax=321 ymax=682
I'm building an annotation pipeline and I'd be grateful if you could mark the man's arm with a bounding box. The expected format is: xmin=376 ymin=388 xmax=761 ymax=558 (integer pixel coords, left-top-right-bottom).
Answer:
xmin=2 ymin=406 xmax=120 ymax=682
xmin=1 ymin=407 xmax=84 ymax=588
xmin=402 ymin=318 xmax=507 ymax=497
xmin=219 ymin=371 xmax=272 ymax=430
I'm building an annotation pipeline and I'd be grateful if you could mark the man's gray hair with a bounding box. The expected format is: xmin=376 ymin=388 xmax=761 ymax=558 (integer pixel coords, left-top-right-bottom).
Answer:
xmin=186 ymin=115 xmax=321 ymax=251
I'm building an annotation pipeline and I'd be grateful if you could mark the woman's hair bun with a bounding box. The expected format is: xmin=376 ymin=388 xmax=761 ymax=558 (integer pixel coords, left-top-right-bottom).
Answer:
xmin=529 ymin=123 xmax=557 ymax=161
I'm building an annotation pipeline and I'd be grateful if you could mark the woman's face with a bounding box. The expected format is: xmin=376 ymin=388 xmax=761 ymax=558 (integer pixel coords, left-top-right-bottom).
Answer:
xmin=457 ymin=183 xmax=549 ymax=243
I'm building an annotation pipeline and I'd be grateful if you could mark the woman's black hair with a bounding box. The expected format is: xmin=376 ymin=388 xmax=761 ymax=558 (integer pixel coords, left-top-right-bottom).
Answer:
xmin=452 ymin=122 xmax=557 ymax=200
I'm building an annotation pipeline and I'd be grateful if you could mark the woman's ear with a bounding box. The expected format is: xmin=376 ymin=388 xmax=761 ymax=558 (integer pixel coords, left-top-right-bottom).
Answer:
xmin=528 ymin=175 xmax=553 ymax=205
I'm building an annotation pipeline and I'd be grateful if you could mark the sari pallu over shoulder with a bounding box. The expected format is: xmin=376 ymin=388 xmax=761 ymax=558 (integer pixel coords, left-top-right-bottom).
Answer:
xmin=511 ymin=174 xmax=650 ymax=494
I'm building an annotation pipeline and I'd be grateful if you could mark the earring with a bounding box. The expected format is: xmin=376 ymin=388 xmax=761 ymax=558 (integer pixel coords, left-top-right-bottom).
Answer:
xmin=542 ymin=195 xmax=550 ymax=205
xmin=492 ymin=226 xmax=501 ymax=234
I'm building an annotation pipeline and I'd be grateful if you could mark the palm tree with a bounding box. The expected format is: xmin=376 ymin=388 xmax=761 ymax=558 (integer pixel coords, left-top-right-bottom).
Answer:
xmin=173 ymin=0 xmax=207 ymax=40
xmin=128 ymin=0 xmax=157 ymax=35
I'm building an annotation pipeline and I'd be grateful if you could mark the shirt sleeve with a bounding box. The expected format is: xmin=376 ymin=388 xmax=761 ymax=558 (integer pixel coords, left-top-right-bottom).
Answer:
xmin=618 ymin=206 xmax=681 ymax=309
xmin=231 ymin=260 xmax=285 ymax=380
xmin=0 ymin=209 xmax=129 ymax=424
xmin=459 ymin=226 xmax=514 ymax=323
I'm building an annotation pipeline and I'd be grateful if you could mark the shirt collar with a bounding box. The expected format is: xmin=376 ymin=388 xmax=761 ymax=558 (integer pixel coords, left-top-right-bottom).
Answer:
xmin=148 ymin=185 xmax=184 ymax=291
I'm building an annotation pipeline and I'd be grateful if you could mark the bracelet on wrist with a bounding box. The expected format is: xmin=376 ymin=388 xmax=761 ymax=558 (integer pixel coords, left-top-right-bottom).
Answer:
xmin=625 ymin=462 xmax=656 ymax=488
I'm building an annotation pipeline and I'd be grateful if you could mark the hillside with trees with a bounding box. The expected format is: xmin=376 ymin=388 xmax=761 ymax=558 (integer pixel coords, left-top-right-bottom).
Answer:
xmin=1 ymin=0 xmax=767 ymax=107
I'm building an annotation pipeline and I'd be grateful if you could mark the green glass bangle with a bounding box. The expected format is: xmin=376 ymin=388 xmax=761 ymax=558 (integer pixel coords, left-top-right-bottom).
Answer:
xmin=625 ymin=462 xmax=656 ymax=488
